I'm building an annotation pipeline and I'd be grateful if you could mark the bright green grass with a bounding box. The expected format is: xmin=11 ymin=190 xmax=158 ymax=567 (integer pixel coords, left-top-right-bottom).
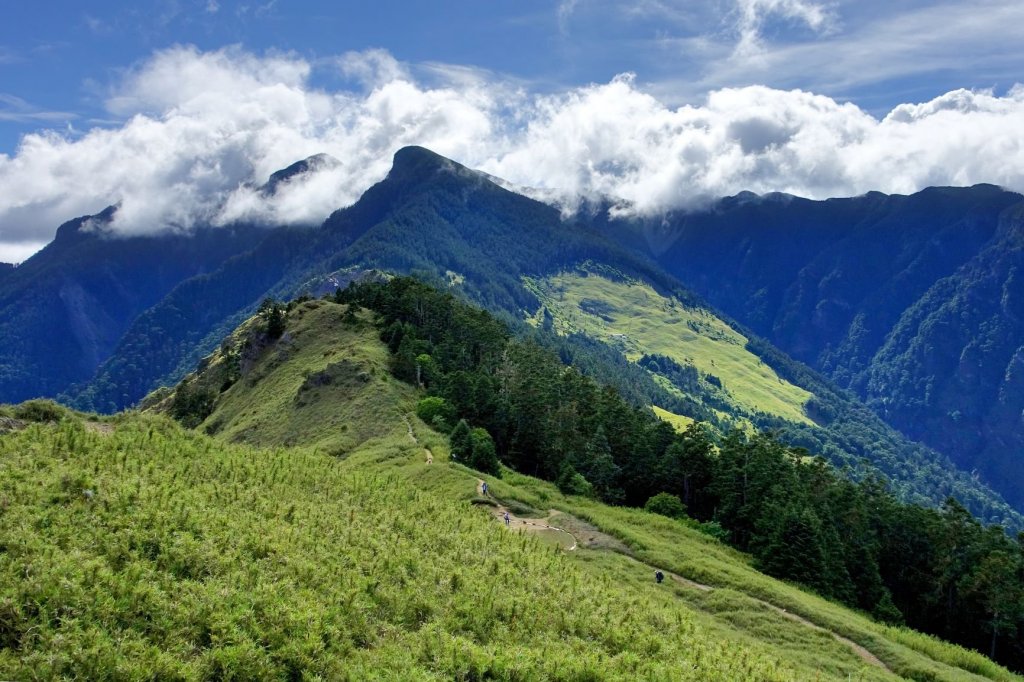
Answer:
xmin=525 ymin=272 xmax=813 ymax=425
xmin=651 ymin=405 xmax=695 ymax=432
xmin=3 ymin=415 xmax=847 ymax=681
xmin=477 ymin=469 xmax=1018 ymax=682
xmin=198 ymin=300 xmax=415 ymax=456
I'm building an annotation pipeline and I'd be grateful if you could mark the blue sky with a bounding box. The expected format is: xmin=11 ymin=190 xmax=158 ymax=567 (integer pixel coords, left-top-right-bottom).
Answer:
xmin=1 ymin=0 xmax=1023 ymax=261
xmin=3 ymin=0 xmax=1022 ymax=152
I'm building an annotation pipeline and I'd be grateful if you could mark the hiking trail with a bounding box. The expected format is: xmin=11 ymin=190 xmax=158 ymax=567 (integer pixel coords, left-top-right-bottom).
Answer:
xmin=472 ymin=476 xmax=891 ymax=674
xmin=403 ymin=413 xmax=433 ymax=464
xmin=476 ymin=479 xmax=578 ymax=550
xmin=402 ymin=414 xmax=890 ymax=675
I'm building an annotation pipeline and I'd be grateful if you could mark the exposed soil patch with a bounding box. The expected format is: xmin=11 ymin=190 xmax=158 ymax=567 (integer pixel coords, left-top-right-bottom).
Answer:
xmin=477 ymin=480 xmax=578 ymax=550
xmin=0 ymin=417 xmax=27 ymax=434
xmin=83 ymin=422 xmax=115 ymax=435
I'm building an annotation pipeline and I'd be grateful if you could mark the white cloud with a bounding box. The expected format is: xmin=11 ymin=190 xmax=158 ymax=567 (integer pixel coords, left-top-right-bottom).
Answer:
xmin=0 ymin=241 xmax=46 ymax=264
xmin=731 ymin=0 xmax=836 ymax=60
xmin=557 ymin=0 xmax=581 ymax=34
xmin=1 ymin=45 xmax=1023 ymax=262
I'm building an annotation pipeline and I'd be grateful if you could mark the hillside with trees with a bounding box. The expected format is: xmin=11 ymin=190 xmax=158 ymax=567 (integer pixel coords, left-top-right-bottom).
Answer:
xmin=640 ymin=185 xmax=1024 ymax=512
xmin=143 ymin=282 xmax=1024 ymax=674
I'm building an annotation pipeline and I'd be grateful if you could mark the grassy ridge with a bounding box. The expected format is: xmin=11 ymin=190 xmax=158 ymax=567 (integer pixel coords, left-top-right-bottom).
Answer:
xmin=197 ymin=301 xmax=413 ymax=455
xmin=525 ymin=271 xmax=813 ymax=425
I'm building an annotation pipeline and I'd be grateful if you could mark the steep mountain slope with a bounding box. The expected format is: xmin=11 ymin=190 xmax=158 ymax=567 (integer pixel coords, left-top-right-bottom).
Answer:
xmin=125 ymin=291 xmax=1024 ymax=677
xmin=866 ymin=204 xmax=1024 ymax=506
xmin=0 ymin=207 xmax=263 ymax=404
xmin=9 ymin=403 xmax=1017 ymax=678
xmin=640 ymin=185 xmax=1024 ymax=510
xmin=66 ymin=146 xmax=685 ymax=412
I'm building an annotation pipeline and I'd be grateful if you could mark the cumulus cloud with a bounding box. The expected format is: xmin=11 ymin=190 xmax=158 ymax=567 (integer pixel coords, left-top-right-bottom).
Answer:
xmin=1 ymin=45 xmax=1024 ymax=262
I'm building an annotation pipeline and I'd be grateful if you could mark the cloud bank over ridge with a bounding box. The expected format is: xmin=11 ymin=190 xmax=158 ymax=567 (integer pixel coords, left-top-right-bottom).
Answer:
xmin=1 ymin=45 xmax=1023 ymax=261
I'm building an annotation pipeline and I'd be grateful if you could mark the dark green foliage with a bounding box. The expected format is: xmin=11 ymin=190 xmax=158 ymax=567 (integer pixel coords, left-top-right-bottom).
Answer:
xmin=468 ymin=427 xmax=501 ymax=476
xmin=13 ymin=399 xmax=68 ymax=423
xmin=556 ymin=463 xmax=594 ymax=497
xmin=645 ymin=492 xmax=687 ymax=519
xmin=740 ymin=334 xmax=1021 ymax=530
xmin=258 ymin=298 xmax=287 ymax=339
xmin=416 ymin=396 xmax=456 ymax=431
xmin=449 ymin=419 xmax=472 ymax=463
xmin=170 ymin=380 xmax=217 ymax=429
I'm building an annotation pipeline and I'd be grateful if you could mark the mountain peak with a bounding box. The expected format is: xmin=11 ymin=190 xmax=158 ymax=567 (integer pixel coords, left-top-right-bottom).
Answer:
xmin=391 ymin=145 xmax=453 ymax=168
xmin=262 ymin=153 xmax=341 ymax=196
xmin=53 ymin=205 xmax=118 ymax=244
xmin=386 ymin=146 xmax=473 ymax=185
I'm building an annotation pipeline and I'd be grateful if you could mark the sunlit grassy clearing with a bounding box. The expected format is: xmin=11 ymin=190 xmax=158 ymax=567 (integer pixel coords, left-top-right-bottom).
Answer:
xmin=526 ymin=272 xmax=813 ymax=425
xmin=651 ymin=405 xmax=695 ymax=432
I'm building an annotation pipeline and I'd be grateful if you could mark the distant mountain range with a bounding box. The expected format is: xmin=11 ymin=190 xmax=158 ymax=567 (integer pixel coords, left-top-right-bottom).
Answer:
xmin=1 ymin=146 xmax=1022 ymax=525
xmin=640 ymin=185 xmax=1024 ymax=510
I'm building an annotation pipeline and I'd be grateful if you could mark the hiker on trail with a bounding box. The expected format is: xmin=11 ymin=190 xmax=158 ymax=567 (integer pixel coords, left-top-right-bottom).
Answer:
xmin=481 ymin=481 xmax=488 ymax=496
xmin=655 ymin=570 xmax=664 ymax=584
xmin=504 ymin=511 xmax=510 ymax=526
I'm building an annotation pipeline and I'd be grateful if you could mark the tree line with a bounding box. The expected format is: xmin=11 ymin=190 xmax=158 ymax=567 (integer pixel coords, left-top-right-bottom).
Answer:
xmin=336 ymin=277 xmax=1024 ymax=671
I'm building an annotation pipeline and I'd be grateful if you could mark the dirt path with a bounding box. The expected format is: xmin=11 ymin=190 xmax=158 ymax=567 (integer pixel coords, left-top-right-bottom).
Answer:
xmin=403 ymin=414 xmax=434 ymax=463
xmin=84 ymin=421 xmax=114 ymax=435
xmin=764 ymin=603 xmax=888 ymax=671
xmin=476 ymin=480 xmax=578 ymax=550
xmin=472 ymin=476 xmax=891 ymax=674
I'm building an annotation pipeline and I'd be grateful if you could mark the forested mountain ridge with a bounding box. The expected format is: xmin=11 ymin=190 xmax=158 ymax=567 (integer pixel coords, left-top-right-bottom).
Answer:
xmin=64 ymin=146 xmax=688 ymax=412
xmin=635 ymin=185 xmax=1024 ymax=510
xmin=0 ymin=207 xmax=264 ymax=403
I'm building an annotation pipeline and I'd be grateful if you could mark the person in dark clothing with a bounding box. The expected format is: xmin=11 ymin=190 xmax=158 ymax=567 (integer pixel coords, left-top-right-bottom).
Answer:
xmin=655 ymin=570 xmax=664 ymax=584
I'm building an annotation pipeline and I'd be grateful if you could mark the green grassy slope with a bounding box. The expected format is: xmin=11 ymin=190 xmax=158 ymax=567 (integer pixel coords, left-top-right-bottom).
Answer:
xmin=126 ymin=297 xmax=1019 ymax=680
xmin=525 ymin=270 xmax=813 ymax=427
xmin=4 ymin=401 xmax=1016 ymax=680
xmin=198 ymin=300 xmax=413 ymax=455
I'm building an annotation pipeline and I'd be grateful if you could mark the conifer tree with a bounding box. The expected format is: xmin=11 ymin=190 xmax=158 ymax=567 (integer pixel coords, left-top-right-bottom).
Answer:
xmin=469 ymin=427 xmax=500 ymax=476
xmin=449 ymin=419 xmax=472 ymax=463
